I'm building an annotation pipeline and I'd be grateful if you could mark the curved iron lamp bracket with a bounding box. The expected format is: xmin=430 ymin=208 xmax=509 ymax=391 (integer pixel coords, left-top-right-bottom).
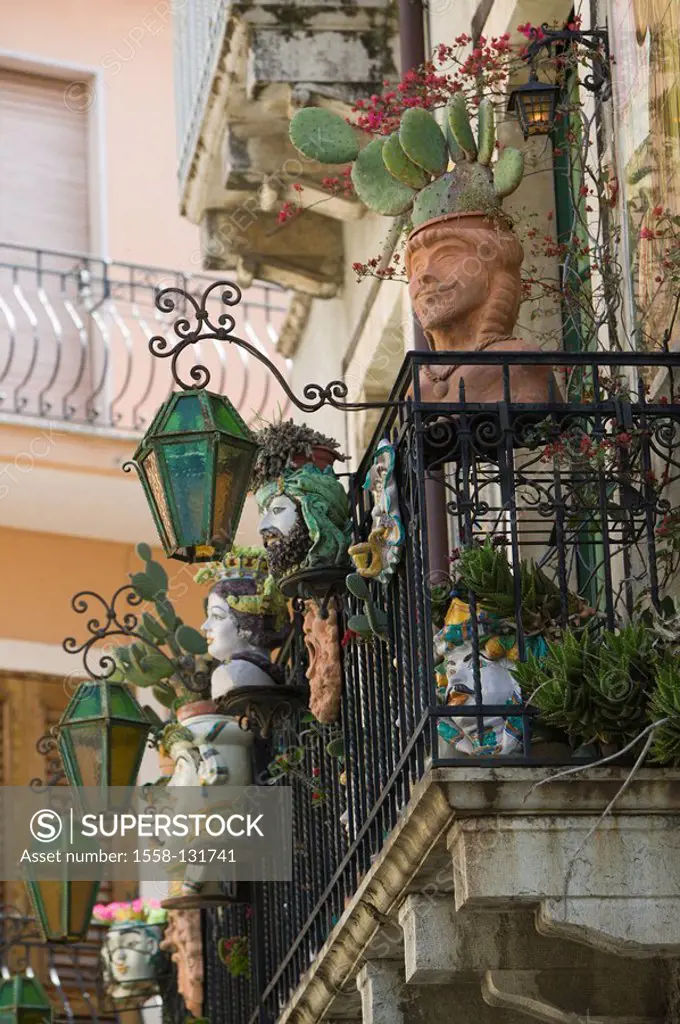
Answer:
xmin=523 ymin=24 xmax=611 ymax=97
xmin=149 ymin=281 xmax=404 ymax=412
xmin=62 ymin=584 xmax=211 ymax=694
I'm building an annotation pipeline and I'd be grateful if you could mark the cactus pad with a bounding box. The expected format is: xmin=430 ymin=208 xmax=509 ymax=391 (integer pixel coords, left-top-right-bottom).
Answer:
xmin=411 ymin=164 xmax=500 ymax=228
xmin=398 ymin=108 xmax=448 ymax=176
xmin=476 ymin=98 xmax=495 ymax=166
xmin=351 ymin=138 xmax=416 ymax=216
xmin=382 ymin=132 xmax=429 ymax=188
xmin=289 ymin=107 xmax=359 ymax=164
xmin=493 ymin=147 xmax=525 ymax=198
xmin=447 ymin=93 xmax=477 ymax=160
xmin=411 ymin=177 xmax=454 ymax=228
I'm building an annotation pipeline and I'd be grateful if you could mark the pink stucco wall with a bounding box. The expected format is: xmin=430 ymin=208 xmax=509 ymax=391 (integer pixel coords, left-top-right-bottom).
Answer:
xmin=0 ymin=0 xmax=200 ymax=268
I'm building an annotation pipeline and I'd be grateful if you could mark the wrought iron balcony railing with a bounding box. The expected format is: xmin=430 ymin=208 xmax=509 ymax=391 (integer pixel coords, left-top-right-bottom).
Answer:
xmin=174 ymin=0 xmax=228 ymax=197
xmin=0 ymin=243 xmax=288 ymax=434
xmin=187 ymin=347 xmax=680 ymax=1024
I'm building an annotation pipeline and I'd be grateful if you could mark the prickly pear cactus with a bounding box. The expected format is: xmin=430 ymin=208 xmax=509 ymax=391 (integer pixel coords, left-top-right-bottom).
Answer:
xmin=289 ymin=107 xmax=359 ymax=164
xmin=288 ymin=97 xmax=525 ymax=229
xmin=346 ymin=573 xmax=388 ymax=642
xmin=109 ymin=542 xmax=211 ymax=708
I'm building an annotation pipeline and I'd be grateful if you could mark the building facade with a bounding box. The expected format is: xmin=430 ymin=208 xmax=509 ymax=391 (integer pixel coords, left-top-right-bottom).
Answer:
xmin=171 ymin=0 xmax=680 ymax=1021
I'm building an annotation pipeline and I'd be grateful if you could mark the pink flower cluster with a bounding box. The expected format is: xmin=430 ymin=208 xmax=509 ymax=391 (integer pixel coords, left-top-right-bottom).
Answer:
xmin=92 ymin=898 xmax=163 ymax=924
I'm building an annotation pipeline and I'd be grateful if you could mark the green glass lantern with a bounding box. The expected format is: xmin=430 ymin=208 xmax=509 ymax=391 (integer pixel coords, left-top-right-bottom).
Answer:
xmin=0 ymin=973 xmax=53 ymax=1024
xmin=25 ymin=868 xmax=101 ymax=945
xmin=57 ymin=680 xmax=150 ymax=808
xmin=132 ymin=389 xmax=259 ymax=562
xmin=508 ymin=79 xmax=560 ymax=138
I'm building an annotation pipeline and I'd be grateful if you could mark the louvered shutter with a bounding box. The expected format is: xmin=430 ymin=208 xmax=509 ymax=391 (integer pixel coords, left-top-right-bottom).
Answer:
xmin=0 ymin=68 xmax=89 ymax=251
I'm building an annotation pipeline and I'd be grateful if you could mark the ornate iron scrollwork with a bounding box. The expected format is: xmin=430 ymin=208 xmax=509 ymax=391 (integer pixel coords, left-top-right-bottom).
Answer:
xmin=148 ymin=281 xmax=402 ymax=412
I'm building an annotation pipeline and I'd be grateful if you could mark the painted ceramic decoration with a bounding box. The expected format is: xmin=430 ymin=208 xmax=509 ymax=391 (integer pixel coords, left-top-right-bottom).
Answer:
xmin=102 ymin=923 xmax=164 ymax=1000
xmin=349 ymin=440 xmax=404 ymax=584
xmin=256 ymin=465 xmax=351 ymax=582
xmin=251 ymin=421 xmax=351 ymax=584
xmin=196 ymin=546 xmax=289 ymax=701
xmin=434 ymin=596 xmax=531 ymax=756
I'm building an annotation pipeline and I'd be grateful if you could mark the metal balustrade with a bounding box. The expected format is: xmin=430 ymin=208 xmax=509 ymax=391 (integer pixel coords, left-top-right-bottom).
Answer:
xmin=186 ymin=348 xmax=680 ymax=1024
xmin=174 ymin=0 xmax=228 ymax=195
xmin=0 ymin=243 xmax=288 ymax=434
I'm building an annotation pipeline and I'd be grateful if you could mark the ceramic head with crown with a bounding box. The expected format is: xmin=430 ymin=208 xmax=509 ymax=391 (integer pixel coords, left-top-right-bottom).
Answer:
xmin=195 ymin=546 xmax=290 ymax=701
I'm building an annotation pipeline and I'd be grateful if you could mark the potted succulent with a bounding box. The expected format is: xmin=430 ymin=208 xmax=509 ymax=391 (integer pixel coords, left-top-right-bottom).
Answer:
xmin=95 ymin=899 xmax=168 ymax=1000
xmin=288 ymin=96 xmax=552 ymax=404
xmin=250 ymin=418 xmax=346 ymax=492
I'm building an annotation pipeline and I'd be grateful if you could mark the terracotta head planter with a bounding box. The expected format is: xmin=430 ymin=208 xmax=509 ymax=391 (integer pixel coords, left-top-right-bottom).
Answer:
xmin=303 ymin=599 xmax=343 ymax=724
xmin=406 ymin=212 xmax=553 ymax=403
xmin=289 ymin=95 xmax=554 ymax=405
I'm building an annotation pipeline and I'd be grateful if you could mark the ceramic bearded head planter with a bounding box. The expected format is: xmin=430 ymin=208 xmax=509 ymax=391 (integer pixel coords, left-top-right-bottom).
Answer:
xmin=289 ymin=96 xmax=554 ymax=404
xmin=195 ymin=546 xmax=289 ymax=702
xmin=251 ymin=421 xmax=351 ymax=589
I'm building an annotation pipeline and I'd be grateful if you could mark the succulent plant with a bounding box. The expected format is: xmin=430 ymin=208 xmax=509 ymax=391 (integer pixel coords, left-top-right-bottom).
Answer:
xmin=250 ymin=418 xmax=344 ymax=492
xmin=456 ymin=539 xmax=573 ymax=633
xmin=109 ymin=543 xmax=211 ymax=708
xmin=649 ymin=661 xmax=680 ymax=765
xmin=515 ymin=625 xmax=660 ymax=749
xmin=288 ymin=106 xmax=360 ymax=164
xmin=288 ymin=96 xmax=525 ymax=229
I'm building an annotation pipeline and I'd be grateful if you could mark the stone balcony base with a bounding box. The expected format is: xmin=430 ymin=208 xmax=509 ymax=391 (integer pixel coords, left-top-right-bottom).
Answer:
xmin=278 ymin=767 xmax=680 ymax=1023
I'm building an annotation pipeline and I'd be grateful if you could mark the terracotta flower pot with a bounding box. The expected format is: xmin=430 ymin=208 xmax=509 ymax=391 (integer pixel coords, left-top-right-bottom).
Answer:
xmin=291 ymin=445 xmax=344 ymax=472
xmin=405 ymin=211 xmax=554 ymax=405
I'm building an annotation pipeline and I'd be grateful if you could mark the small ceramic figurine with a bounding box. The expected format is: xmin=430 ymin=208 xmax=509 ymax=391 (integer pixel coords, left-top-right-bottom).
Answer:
xmin=349 ymin=440 xmax=404 ymax=584
xmin=434 ymin=596 xmax=523 ymax=756
xmin=196 ymin=547 xmax=289 ymax=701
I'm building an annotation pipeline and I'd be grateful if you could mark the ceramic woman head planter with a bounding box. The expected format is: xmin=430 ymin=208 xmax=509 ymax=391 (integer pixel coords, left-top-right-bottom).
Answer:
xmin=434 ymin=597 xmax=522 ymax=756
xmin=198 ymin=547 xmax=289 ymax=659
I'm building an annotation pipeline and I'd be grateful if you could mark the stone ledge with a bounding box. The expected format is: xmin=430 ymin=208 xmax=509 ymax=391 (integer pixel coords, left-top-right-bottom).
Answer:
xmin=432 ymin=765 xmax=680 ymax=815
xmin=278 ymin=778 xmax=455 ymax=1024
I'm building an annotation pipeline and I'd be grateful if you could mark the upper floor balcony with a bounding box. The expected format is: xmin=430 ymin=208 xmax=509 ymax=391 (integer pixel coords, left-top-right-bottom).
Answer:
xmin=155 ymin=346 xmax=680 ymax=1024
xmin=173 ymin=0 xmax=396 ymax=296
xmin=0 ymin=242 xmax=288 ymax=436
xmin=0 ymin=243 xmax=289 ymax=548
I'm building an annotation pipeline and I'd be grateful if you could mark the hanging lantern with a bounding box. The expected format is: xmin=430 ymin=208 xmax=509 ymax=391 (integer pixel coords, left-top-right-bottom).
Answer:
xmin=0 ymin=973 xmax=53 ymax=1024
xmin=508 ymin=79 xmax=560 ymax=138
xmin=26 ymin=877 xmax=96 ymax=946
xmin=131 ymin=389 xmax=259 ymax=563
xmin=24 ymin=868 xmax=101 ymax=945
xmin=57 ymin=680 xmax=150 ymax=809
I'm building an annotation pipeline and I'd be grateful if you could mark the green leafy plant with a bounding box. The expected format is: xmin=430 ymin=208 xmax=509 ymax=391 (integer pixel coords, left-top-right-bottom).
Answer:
xmin=109 ymin=543 xmax=211 ymax=710
xmin=289 ymin=95 xmax=524 ymax=229
xmin=218 ymin=936 xmax=250 ymax=980
xmin=514 ymin=624 xmax=678 ymax=752
xmin=649 ymin=661 xmax=680 ymax=765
